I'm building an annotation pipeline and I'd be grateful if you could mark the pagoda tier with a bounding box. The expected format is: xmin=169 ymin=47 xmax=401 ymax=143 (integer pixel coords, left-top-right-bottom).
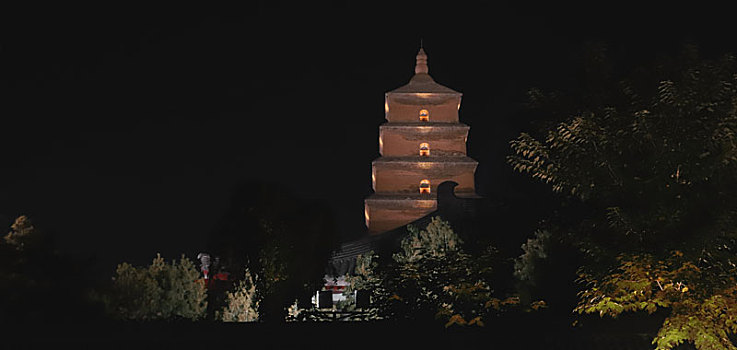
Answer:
xmin=372 ymin=157 xmax=477 ymax=195
xmin=385 ymin=93 xmax=461 ymax=123
xmin=379 ymin=123 xmax=470 ymax=157
xmin=364 ymin=196 xmax=437 ymax=235
xmin=364 ymin=47 xmax=479 ymax=234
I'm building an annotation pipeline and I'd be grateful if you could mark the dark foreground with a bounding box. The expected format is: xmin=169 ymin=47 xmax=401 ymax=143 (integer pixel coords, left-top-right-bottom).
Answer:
xmin=4 ymin=311 xmax=687 ymax=350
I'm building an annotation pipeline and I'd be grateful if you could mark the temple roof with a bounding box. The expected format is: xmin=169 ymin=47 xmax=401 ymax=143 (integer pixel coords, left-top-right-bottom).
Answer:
xmin=388 ymin=47 xmax=461 ymax=95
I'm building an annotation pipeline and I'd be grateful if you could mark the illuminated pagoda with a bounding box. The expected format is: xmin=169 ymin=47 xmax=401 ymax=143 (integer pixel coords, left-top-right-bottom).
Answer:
xmin=323 ymin=46 xmax=482 ymax=301
xmin=364 ymin=47 xmax=478 ymax=234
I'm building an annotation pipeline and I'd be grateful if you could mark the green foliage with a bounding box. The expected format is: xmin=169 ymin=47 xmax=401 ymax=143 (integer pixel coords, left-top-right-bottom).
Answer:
xmin=285 ymin=299 xmax=303 ymax=321
xmin=0 ymin=215 xmax=48 ymax=322
xmin=3 ymin=215 xmax=37 ymax=250
xmin=343 ymin=251 xmax=384 ymax=320
xmin=348 ymin=217 xmax=516 ymax=326
xmin=510 ymin=44 xmax=737 ymax=349
xmin=106 ymin=254 xmax=207 ymax=321
xmin=513 ymin=229 xmax=551 ymax=284
xmin=394 ymin=217 xmax=463 ymax=264
xmin=348 ymin=251 xmax=382 ymax=293
xmin=218 ymin=268 xmax=259 ymax=322
xmin=255 ymin=221 xmax=289 ymax=297
xmin=510 ymin=47 xmax=737 ymax=260
xmin=576 ymin=252 xmax=737 ymax=350
xmin=0 ymin=216 xmax=42 ymax=291
xmin=346 ymin=251 xmax=384 ymax=304
xmin=251 ymin=219 xmax=293 ymax=322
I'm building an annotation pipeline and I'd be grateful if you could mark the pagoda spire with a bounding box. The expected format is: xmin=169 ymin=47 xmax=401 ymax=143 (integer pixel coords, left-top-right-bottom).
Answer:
xmin=415 ymin=45 xmax=428 ymax=74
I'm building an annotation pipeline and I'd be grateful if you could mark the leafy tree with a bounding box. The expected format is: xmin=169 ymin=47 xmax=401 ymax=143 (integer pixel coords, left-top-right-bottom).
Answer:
xmin=509 ymin=43 xmax=737 ymax=349
xmin=218 ymin=267 xmax=259 ymax=322
xmin=342 ymin=251 xmax=385 ymax=320
xmin=0 ymin=215 xmax=47 ymax=323
xmin=513 ymin=229 xmax=552 ymax=284
xmin=3 ymin=215 xmax=38 ymax=250
xmin=512 ymin=226 xmax=577 ymax=314
xmin=348 ymin=217 xmax=517 ymax=326
xmin=105 ymin=254 xmax=207 ymax=321
xmin=346 ymin=251 xmax=382 ymax=294
xmin=393 ymin=216 xmax=464 ymax=264
xmin=576 ymin=251 xmax=737 ymax=349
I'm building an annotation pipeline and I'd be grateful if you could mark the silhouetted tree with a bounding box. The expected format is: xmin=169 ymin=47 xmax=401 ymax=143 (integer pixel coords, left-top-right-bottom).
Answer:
xmin=208 ymin=181 xmax=337 ymax=323
xmin=0 ymin=215 xmax=101 ymax=324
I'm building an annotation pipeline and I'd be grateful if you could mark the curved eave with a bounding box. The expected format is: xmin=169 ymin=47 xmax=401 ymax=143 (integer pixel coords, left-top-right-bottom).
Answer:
xmin=387 ymin=91 xmax=461 ymax=97
xmin=372 ymin=156 xmax=478 ymax=165
xmin=387 ymin=73 xmax=462 ymax=95
xmin=365 ymin=194 xmax=439 ymax=202
xmin=380 ymin=122 xmax=470 ymax=129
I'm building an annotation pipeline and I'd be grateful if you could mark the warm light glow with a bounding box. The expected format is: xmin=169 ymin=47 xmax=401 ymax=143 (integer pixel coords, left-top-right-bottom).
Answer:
xmin=384 ymin=100 xmax=389 ymax=115
xmin=419 ymin=142 xmax=430 ymax=156
xmin=419 ymin=109 xmax=429 ymax=122
xmin=372 ymin=168 xmax=376 ymax=189
xmin=379 ymin=136 xmax=383 ymax=154
xmin=364 ymin=206 xmax=370 ymax=228
xmin=419 ymin=179 xmax=431 ymax=194
xmin=415 ymin=201 xmax=437 ymax=208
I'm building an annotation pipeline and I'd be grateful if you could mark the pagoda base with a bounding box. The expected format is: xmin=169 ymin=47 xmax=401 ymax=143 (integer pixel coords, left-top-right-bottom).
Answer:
xmin=364 ymin=194 xmax=437 ymax=235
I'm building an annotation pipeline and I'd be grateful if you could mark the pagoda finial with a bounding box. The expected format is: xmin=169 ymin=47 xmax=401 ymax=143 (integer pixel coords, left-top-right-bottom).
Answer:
xmin=415 ymin=42 xmax=428 ymax=74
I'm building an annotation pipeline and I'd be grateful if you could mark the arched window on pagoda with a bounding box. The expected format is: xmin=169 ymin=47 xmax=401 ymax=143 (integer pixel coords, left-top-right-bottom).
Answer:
xmin=419 ymin=109 xmax=429 ymax=122
xmin=419 ymin=143 xmax=430 ymax=156
xmin=419 ymin=179 xmax=431 ymax=194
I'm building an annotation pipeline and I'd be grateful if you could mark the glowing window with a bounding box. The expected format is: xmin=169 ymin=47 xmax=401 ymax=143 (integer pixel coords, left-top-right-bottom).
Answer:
xmin=419 ymin=179 xmax=431 ymax=194
xmin=419 ymin=143 xmax=430 ymax=156
xmin=419 ymin=109 xmax=429 ymax=122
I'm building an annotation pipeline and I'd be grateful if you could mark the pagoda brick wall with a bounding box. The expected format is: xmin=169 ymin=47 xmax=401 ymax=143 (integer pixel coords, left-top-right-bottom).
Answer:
xmin=364 ymin=197 xmax=437 ymax=234
xmin=372 ymin=160 xmax=476 ymax=194
xmin=386 ymin=96 xmax=461 ymax=123
xmin=379 ymin=124 xmax=469 ymax=157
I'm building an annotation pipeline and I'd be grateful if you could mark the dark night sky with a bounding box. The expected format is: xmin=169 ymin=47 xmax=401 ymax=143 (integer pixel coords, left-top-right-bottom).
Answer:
xmin=1 ymin=3 xmax=735 ymax=272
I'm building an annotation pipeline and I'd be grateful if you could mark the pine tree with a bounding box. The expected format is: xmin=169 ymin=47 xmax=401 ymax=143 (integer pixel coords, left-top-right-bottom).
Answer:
xmin=106 ymin=254 xmax=207 ymax=321
xmin=218 ymin=267 xmax=259 ymax=322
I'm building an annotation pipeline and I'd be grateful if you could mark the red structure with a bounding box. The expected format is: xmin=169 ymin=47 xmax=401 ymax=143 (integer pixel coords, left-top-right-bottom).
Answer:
xmin=364 ymin=47 xmax=478 ymax=234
